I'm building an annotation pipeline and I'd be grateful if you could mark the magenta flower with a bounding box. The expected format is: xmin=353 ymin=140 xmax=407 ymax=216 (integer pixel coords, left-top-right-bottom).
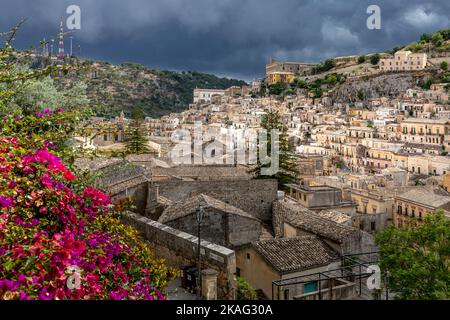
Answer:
xmin=7 ymin=181 xmax=18 ymax=189
xmin=0 ymin=196 xmax=14 ymax=208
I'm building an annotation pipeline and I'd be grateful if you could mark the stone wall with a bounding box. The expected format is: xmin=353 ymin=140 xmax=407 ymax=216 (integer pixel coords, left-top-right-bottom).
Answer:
xmin=309 ymin=188 xmax=343 ymax=208
xmin=99 ymin=161 xmax=144 ymax=186
xmin=152 ymin=179 xmax=278 ymax=221
xmin=111 ymin=182 xmax=148 ymax=215
xmin=352 ymin=212 xmax=390 ymax=233
xmin=165 ymin=208 xmax=261 ymax=248
xmin=228 ymin=214 xmax=262 ymax=247
xmin=166 ymin=210 xmax=225 ymax=246
xmin=122 ymin=212 xmax=237 ymax=299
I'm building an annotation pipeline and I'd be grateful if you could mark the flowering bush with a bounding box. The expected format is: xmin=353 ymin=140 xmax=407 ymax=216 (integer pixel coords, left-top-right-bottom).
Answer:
xmin=0 ymin=111 xmax=175 ymax=300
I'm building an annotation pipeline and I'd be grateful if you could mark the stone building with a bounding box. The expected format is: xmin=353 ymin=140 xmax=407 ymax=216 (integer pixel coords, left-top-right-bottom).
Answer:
xmin=265 ymin=60 xmax=314 ymax=78
xmin=236 ymin=236 xmax=340 ymax=299
xmin=285 ymin=184 xmax=357 ymax=215
xmin=379 ymin=51 xmax=427 ymax=72
xmin=399 ymin=118 xmax=448 ymax=147
xmin=193 ymin=89 xmax=226 ymax=103
xmin=267 ymin=71 xmax=295 ymax=85
xmin=272 ymin=198 xmax=376 ymax=255
xmin=394 ymin=186 xmax=450 ymax=227
xmin=442 ymin=173 xmax=450 ymax=192
xmin=350 ymin=189 xmax=394 ymax=232
xmin=158 ymin=194 xmax=262 ymax=248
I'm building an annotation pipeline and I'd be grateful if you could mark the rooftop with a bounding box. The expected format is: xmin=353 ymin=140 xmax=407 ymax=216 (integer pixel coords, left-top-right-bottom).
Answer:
xmin=286 ymin=184 xmax=337 ymax=192
xmin=74 ymin=157 xmax=124 ymax=171
xmin=316 ymin=210 xmax=352 ymax=224
xmin=159 ymin=194 xmax=258 ymax=224
xmin=252 ymin=236 xmax=340 ymax=274
xmin=274 ymin=199 xmax=359 ymax=243
xmin=396 ymin=187 xmax=450 ymax=208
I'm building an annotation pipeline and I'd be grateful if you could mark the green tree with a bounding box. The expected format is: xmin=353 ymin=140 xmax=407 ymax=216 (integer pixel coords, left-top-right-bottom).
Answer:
xmin=131 ymin=105 xmax=145 ymax=120
xmin=237 ymin=277 xmax=258 ymax=300
xmin=419 ymin=79 xmax=433 ymax=90
xmin=438 ymin=29 xmax=450 ymax=41
xmin=11 ymin=75 xmax=60 ymax=114
xmin=59 ymin=81 xmax=90 ymax=111
xmin=124 ymin=106 xmax=150 ymax=155
xmin=357 ymin=89 xmax=365 ymax=100
xmin=375 ymin=210 xmax=450 ymax=300
xmin=370 ymin=54 xmax=381 ymax=65
xmin=0 ymin=20 xmax=66 ymax=114
xmin=323 ymin=58 xmax=336 ymax=71
xmin=432 ymin=33 xmax=444 ymax=47
xmin=250 ymin=109 xmax=298 ymax=185
xmin=358 ymin=55 xmax=366 ymax=64
xmin=324 ymin=74 xmax=338 ymax=85
xmin=420 ymin=33 xmax=432 ymax=42
xmin=259 ymin=83 xmax=267 ymax=96
xmin=268 ymin=83 xmax=286 ymax=95
xmin=294 ymin=78 xmax=308 ymax=89
xmin=310 ymin=59 xmax=336 ymax=75
xmin=440 ymin=61 xmax=448 ymax=71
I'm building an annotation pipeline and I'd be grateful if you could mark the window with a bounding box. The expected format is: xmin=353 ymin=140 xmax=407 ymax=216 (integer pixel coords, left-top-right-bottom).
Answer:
xmin=411 ymin=209 xmax=415 ymax=217
xmin=103 ymin=134 xmax=108 ymax=141
xmin=236 ymin=268 xmax=241 ymax=277
xmin=405 ymin=208 xmax=408 ymax=216
xmin=398 ymin=206 xmax=402 ymax=214
xmin=371 ymin=222 xmax=376 ymax=231
xmin=246 ymin=253 xmax=250 ymax=260
xmin=303 ymin=281 xmax=318 ymax=294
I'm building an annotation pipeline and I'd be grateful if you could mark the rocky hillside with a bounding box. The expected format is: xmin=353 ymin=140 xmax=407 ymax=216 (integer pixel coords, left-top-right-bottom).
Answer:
xmin=329 ymin=71 xmax=435 ymax=103
xmin=33 ymin=57 xmax=246 ymax=118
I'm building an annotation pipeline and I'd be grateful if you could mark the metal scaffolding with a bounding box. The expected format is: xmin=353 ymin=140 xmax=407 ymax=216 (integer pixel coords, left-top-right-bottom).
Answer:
xmin=272 ymin=251 xmax=391 ymax=300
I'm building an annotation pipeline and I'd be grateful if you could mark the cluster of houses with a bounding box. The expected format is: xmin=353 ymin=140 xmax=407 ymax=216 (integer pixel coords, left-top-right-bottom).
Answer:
xmin=73 ymin=51 xmax=450 ymax=300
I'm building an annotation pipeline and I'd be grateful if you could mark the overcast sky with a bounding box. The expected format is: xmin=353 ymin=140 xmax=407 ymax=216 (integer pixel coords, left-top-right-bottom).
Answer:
xmin=1 ymin=0 xmax=449 ymax=81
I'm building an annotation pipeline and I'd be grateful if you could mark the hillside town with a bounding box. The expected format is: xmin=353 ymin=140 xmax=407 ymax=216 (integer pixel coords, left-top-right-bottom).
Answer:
xmin=72 ymin=49 xmax=450 ymax=300
xmin=1 ymin=0 xmax=450 ymax=305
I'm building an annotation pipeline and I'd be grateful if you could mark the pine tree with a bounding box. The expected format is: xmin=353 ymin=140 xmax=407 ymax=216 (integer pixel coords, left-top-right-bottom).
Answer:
xmin=124 ymin=106 xmax=150 ymax=155
xmin=250 ymin=109 xmax=299 ymax=185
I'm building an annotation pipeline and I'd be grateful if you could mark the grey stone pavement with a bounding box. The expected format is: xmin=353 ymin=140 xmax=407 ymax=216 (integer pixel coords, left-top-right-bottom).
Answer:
xmin=164 ymin=278 xmax=197 ymax=300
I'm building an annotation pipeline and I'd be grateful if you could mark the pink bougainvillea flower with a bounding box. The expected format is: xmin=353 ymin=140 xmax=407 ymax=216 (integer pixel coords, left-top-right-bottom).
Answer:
xmin=0 ymin=196 xmax=14 ymax=208
xmin=63 ymin=170 xmax=76 ymax=181
xmin=7 ymin=181 xmax=18 ymax=189
xmin=0 ymin=123 xmax=172 ymax=300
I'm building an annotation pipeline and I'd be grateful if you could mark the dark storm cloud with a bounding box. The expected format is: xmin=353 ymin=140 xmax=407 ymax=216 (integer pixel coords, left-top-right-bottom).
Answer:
xmin=0 ymin=0 xmax=449 ymax=80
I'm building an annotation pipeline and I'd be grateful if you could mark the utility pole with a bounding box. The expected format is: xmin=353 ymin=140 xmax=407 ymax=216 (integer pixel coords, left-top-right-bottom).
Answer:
xmin=196 ymin=205 xmax=204 ymax=300
xmin=50 ymin=39 xmax=54 ymax=57
xmin=70 ymin=36 xmax=73 ymax=57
